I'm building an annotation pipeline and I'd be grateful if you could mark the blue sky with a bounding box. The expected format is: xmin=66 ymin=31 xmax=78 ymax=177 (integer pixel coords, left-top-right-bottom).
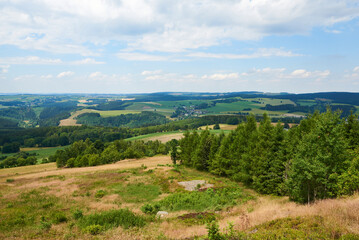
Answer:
xmin=0 ymin=0 xmax=359 ymax=94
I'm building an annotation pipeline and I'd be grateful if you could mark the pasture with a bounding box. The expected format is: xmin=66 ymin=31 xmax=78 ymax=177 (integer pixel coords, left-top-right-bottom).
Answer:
xmin=0 ymin=155 xmax=358 ymax=239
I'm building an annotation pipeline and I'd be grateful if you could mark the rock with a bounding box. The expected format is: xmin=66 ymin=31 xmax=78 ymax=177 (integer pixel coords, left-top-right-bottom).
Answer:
xmin=156 ymin=211 xmax=169 ymax=218
xmin=178 ymin=180 xmax=214 ymax=191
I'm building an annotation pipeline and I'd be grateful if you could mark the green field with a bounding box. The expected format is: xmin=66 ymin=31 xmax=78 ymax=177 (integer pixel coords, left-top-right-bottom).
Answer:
xmin=1 ymin=146 xmax=66 ymax=163
xmin=93 ymin=110 xmax=142 ymax=117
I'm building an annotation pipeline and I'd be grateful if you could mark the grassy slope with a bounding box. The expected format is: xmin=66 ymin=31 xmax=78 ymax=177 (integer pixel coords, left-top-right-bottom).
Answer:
xmin=0 ymin=156 xmax=358 ymax=239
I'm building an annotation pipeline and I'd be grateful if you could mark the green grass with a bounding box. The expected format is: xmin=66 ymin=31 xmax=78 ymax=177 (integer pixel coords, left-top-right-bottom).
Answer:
xmin=0 ymin=146 xmax=67 ymax=163
xmin=157 ymin=187 xmax=253 ymax=212
xmin=26 ymin=146 xmax=66 ymax=161
xmin=113 ymin=183 xmax=161 ymax=203
xmin=78 ymin=209 xmax=146 ymax=231
xmin=93 ymin=110 xmax=142 ymax=117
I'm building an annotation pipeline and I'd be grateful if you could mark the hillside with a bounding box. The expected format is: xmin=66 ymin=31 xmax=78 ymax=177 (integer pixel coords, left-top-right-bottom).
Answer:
xmin=1 ymin=156 xmax=358 ymax=239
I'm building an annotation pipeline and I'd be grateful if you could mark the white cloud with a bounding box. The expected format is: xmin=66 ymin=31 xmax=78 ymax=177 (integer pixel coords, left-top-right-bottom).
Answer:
xmin=117 ymin=52 xmax=168 ymax=61
xmin=353 ymin=66 xmax=359 ymax=72
xmin=0 ymin=0 xmax=358 ymax=54
xmin=141 ymin=70 xmax=162 ymax=75
xmin=188 ymin=48 xmax=302 ymax=59
xmin=0 ymin=56 xmax=106 ymax=65
xmin=0 ymin=65 xmax=10 ymax=73
xmin=0 ymin=56 xmax=62 ymax=65
xmin=71 ymin=58 xmax=105 ymax=65
xmin=57 ymin=71 xmax=74 ymax=78
xmin=202 ymin=73 xmax=239 ymax=80
xmin=290 ymin=69 xmax=330 ymax=79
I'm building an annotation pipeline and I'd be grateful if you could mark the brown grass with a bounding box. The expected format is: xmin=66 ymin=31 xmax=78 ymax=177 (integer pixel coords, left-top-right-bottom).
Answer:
xmin=145 ymin=133 xmax=184 ymax=143
xmin=216 ymin=195 xmax=359 ymax=235
xmin=198 ymin=124 xmax=238 ymax=130
xmin=0 ymin=156 xmax=171 ymax=181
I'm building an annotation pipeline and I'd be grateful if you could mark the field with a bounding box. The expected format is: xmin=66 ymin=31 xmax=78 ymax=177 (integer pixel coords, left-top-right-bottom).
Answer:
xmin=0 ymin=156 xmax=358 ymax=239
xmin=127 ymin=129 xmax=232 ymax=143
xmin=0 ymin=146 xmax=66 ymax=163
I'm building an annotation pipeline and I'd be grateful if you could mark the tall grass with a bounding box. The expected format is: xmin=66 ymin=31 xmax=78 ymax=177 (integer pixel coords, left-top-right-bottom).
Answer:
xmin=77 ymin=209 xmax=146 ymax=231
xmin=158 ymin=187 xmax=253 ymax=212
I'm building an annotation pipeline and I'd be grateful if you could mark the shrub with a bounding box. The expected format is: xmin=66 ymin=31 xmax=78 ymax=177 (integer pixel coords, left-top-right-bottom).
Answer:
xmin=6 ymin=178 xmax=14 ymax=183
xmin=52 ymin=212 xmax=67 ymax=224
xmin=39 ymin=220 xmax=52 ymax=231
xmin=73 ymin=209 xmax=83 ymax=220
xmin=84 ymin=224 xmax=103 ymax=235
xmin=141 ymin=203 xmax=161 ymax=215
xmin=157 ymin=187 xmax=252 ymax=212
xmin=206 ymin=221 xmax=222 ymax=240
xmin=95 ymin=190 xmax=106 ymax=198
xmin=78 ymin=209 xmax=146 ymax=231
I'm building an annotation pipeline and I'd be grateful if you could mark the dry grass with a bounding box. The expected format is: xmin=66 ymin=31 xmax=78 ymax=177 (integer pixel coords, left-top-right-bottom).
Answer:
xmin=216 ymin=195 xmax=359 ymax=235
xmin=145 ymin=133 xmax=184 ymax=143
xmin=198 ymin=124 xmax=238 ymax=130
xmin=0 ymin=156 xmax=171 ymax=181
xmin=1 ymin=155 xmax=359 ymax=239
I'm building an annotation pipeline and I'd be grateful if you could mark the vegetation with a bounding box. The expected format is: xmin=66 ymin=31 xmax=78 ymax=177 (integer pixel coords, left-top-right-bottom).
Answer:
xmin=179 ymin=109 xmax=359 ymax=203
xmin=52 ymin=138 xmax=168 ymax=168
xmin=76 ymin=111 xmax=169 ymax=128
xmin=0 ymin=152 xmax=37 ymax=168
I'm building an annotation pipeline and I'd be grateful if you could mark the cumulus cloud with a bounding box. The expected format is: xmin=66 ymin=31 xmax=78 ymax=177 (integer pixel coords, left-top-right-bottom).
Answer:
xmin=71 ymin=58 xmax=105 ymax=65
xmin=290 ymin=69 xmax=330 ymax=79
xmin=57 ymin=71 xmax=74 ymax=78
xmin=202 ymin=73 xmax=239 ymax=80
xmin=0 ymin=65 xmax=10 ymax=73
xmin=188 ymin=48 xmax=302 ymax=59
xmin=0 ymin=0 xmax=358 ymax=54
xmin=141 ymin=70 xmax=162 ymax=75
xmin=0 ymin=56 xmax=62 ymax=65
xmin=117 ymin=52 xmax=168 ymax=61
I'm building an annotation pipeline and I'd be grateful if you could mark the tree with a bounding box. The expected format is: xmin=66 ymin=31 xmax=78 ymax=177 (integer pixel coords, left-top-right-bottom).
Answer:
xmin=287 ymin=110 xmax=350 ymax=203
xmin=213 ymin=123 xmax=220 ymax=130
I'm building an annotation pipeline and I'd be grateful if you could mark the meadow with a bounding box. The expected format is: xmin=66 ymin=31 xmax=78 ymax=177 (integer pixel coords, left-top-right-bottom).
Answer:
xmin=1 ymin=156 xmax=358 ymax=239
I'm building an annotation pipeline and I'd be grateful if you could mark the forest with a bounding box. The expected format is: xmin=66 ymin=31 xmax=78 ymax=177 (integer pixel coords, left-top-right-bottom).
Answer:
xmin=178 ymin=109 xmax=359 ymax=203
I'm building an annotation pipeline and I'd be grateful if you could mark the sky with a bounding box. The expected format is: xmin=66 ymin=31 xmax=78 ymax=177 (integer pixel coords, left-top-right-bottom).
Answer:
xmin=0 ymin=0 xmax=359 ymax=94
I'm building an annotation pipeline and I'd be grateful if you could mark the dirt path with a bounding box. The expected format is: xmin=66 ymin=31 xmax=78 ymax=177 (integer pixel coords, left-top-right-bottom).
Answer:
xmin=0 ymin=155 xmax=172 ymax=180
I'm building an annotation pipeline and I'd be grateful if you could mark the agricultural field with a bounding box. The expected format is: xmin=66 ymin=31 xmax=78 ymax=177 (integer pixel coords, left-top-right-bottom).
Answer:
xmin=0 ymin=156 xmax=358 ymax=239
xmin=0 ymin=146 xmax=66 ymax=163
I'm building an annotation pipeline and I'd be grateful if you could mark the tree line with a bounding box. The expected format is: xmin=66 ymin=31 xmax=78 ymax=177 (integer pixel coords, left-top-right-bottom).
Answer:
xmin=178 ymin=110 xmax=359 ymax=203
xmin=53 ymin=139 xmax=169 ymax=168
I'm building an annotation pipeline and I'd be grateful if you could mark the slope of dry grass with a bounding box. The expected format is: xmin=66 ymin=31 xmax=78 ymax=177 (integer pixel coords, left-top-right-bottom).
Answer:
xmin=1 ymin=156 xmax=359 ymax=239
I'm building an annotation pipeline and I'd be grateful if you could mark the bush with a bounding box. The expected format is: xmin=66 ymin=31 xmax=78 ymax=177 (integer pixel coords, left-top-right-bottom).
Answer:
xmin=39 ymin=219 xmax=52 ymax=231
xmin=84 ymin=224 xmax=103 ymax=235
xmin=141 ymin=203 xmax=161 ymax=215
xmin=6 ymin=178 xmax=14 ymax=183
xmin=78 ymin=209 xmax=146 ymax=231
xmin=52 ymin=212 xmax=67 ymax=224
xmin=157 ymin=187 xmax=252 ymax=212
xmin=73 ymin=209 xmax=83 ymax=220
xmin=95 ymin=190 xmax=106 ymax=198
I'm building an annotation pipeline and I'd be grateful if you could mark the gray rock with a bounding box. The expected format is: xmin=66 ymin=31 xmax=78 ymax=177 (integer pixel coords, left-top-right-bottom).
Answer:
xmin=178 ymin=180 xmax=213 ymax=191
xmin=156 ymin=211 xmax=169 ymax=218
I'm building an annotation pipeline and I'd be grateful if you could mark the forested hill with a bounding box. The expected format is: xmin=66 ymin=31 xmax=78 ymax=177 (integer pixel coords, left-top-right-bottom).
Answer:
xmin=244 ymin=92 xmax=359 ymax=105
